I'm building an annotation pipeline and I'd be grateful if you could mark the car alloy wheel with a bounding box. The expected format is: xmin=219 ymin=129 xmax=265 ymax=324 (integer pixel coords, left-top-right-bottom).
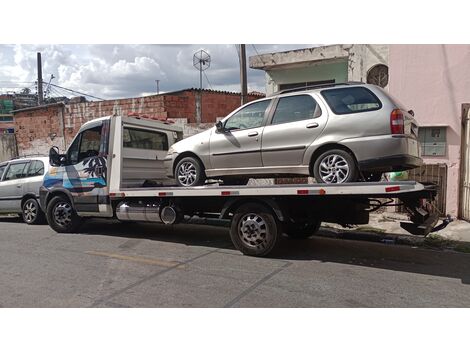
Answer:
xmin=23 ymin=200 xmax=38 ymax=223
xmin=177 ymin=161 xmax=198 ymax=186
xmin=319 ymin=154 xmax=350 ymax=183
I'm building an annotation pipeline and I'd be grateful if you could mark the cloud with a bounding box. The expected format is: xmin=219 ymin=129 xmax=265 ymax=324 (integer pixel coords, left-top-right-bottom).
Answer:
xmin=0 ymin=44 xmax=313 ymax=99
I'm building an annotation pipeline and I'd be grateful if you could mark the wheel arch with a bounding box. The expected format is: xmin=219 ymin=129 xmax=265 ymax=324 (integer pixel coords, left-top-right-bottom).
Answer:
xmin=220 ymin=197 xmax=286 ymax=222
xmin=309 ymin=143 xmax=359 ymax=174
xmin=45 ymin=189 xmax=75 ymax=209
xmin=173 ymin=151 xmax=206 ymax=175
xmin=21 ymin=193 xmax=38 ymax=207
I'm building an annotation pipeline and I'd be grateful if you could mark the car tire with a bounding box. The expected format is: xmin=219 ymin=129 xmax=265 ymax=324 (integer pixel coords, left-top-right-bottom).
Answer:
xmin=313 ymin=149 xmax=358 ymax=184
xmin=222 ymin=177 xmax=250 ymax=186
xmin=284 ymin=220 xmax=321 ymax=239
xmin=175 ymin=156 xmax=206 ymax=187
xmin=230 ymin=203 xmax=281 ymax=257
xmin=46 ymin=195 xmax=82 ymax=233
xmin=22 ymin=198 xmax=46 ymax=225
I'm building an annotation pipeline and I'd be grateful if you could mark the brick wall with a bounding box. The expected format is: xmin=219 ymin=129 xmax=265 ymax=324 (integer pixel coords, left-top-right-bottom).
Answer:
xmin=13 ymin=89 xmax=265 ymax=156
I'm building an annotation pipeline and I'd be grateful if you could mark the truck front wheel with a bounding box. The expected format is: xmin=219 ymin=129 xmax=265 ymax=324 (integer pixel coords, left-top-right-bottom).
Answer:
xmin=230 ymin=203 xmax=281 ymax=257
xmin=46 ymin=195 xmax=82 ymax=233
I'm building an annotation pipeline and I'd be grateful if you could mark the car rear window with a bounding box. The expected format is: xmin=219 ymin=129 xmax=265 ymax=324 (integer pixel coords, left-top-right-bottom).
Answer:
xmin=321 ymin=87 xmax=382 ymax=115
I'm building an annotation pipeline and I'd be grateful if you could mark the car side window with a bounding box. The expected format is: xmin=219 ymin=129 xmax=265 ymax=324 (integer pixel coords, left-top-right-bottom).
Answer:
xmin=26 ymin=160 xmax=45 ymax=177
xmin=0 ymin=165 xmax=6 ymax=181
xmin=3 ymin=162 xmax=29 ymax=181
xmin=224 ymin=100 xmax=271 ymax=131
xmin=271 ymin=95 xmax=321 ymax=125
xmin=68 ymin=125 xmax=102 ymax=165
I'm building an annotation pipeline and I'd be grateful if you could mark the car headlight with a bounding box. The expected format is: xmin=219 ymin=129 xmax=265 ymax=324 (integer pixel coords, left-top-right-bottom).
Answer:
xmin=167 ymin=147 xmax=176 ymax=154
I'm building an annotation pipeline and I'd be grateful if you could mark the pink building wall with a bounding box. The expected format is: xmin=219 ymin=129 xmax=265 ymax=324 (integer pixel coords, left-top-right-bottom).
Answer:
xmin=389 ymin=45 xmax=470 ymax=216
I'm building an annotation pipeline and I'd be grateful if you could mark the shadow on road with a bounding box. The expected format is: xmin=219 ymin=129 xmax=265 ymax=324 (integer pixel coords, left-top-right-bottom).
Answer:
xmin=75 ymin=219 xmax=470 ymax=285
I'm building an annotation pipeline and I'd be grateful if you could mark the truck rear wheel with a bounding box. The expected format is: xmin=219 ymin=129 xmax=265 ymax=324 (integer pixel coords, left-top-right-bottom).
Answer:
xmin=230 ymin=203 xmax=281 ymax=257
xmin=46 ymin=195 xmax=82 ymax=233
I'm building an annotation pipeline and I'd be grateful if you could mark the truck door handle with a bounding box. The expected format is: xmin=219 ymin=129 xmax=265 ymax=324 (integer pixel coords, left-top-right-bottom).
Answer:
xmin=306 ymin=122 xmax=319 ymax=129
xmin=248 ymin=131 xmax=259 ymax=137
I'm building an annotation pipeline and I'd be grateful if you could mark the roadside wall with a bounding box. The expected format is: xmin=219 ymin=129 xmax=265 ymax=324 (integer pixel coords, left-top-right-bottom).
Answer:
xmin=14 ymin=90 xmax=264 ymax=156
xmin=0 ymin=134 xmax=18 ymax=162
xmin=389 ymin=44 xmax=470 ymax=217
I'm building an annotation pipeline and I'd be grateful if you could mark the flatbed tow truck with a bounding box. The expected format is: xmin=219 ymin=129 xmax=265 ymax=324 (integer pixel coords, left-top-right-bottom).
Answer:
xmin=40 ymin=115 xmax=447 ymax=257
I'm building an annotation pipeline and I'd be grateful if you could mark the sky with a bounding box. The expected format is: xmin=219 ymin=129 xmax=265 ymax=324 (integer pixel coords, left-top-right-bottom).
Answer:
xmin=0 ymin=44 xmax=312 ymax=100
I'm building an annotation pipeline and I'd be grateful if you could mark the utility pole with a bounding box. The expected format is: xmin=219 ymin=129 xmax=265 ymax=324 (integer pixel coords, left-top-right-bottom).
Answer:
xmin=239 ymin=44 xmax=248 ymax=105
xmin=37 ymin=52 xmax=44 ymax=105
xmin=155 ymin=79 xmax=160 ymax=94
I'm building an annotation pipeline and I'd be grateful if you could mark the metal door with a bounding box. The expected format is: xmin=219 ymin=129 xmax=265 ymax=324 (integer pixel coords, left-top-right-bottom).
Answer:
xmin=459 ymin=104 xmax=470 ymax=221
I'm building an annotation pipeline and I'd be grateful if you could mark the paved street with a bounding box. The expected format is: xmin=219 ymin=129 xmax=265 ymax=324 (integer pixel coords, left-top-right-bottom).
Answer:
xmin=1 ymin=216 xmax=470 ymax=308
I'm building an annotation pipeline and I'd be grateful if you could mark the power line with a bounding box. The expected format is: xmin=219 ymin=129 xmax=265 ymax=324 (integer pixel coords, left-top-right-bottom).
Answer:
xmin=44 ymin=82 xmax=104 ymax=101
xmin=251 ymin=44 xmax=273 ymax=65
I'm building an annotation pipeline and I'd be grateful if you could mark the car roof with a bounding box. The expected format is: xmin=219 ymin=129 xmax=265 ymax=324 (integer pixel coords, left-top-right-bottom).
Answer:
xmin=0 ymin=156 xmax=49 ymax=166
xmin=272 ymin=82 xmax=374 ymax=98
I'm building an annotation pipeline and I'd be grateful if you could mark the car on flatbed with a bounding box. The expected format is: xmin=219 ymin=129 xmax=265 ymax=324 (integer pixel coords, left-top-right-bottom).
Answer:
xmin=0 ymin=156 xmax=50 ymax=224
xmin=164 ymin=82 xmax=422 ymax=187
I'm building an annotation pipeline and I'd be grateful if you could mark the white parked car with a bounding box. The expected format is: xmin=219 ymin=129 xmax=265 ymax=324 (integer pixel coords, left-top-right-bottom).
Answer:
xmin=0 ymin=156 xmax=50 ymax=224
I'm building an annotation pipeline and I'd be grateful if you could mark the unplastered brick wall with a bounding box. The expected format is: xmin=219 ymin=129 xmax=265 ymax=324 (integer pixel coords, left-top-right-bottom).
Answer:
xmin=14 ymin=89 xmax=265 ymax=156
xmin=14 ymin=105 xmax=65 ymax=156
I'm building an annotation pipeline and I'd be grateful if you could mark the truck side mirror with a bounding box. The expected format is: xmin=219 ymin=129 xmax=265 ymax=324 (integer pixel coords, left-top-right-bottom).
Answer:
xmin=49 ymin=146 xmax=65 ymax=166
xmin=215 ymin=120 xmax=225 ymax=133
xmin=408 ymin=110 xmax=415 ymax=117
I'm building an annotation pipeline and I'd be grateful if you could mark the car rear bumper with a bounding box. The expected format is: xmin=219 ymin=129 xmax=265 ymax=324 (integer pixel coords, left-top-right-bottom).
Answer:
xmin=358 ymin=154 xmax=423 ymax=172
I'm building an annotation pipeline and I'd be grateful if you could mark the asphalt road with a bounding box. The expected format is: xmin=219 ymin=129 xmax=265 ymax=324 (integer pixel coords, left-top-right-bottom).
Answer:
xmin=1 ymin=216 xmax=470 ymax=307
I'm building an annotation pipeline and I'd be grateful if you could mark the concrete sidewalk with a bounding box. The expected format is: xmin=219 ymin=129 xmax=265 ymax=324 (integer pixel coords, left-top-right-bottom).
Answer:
xmin=320 ymin=212 xmax=470 ymax=252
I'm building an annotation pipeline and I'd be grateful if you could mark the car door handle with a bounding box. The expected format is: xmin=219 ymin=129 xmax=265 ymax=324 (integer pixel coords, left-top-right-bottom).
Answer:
xmin=16 ymin=185 xmax=22 ymax=188
xmin=306 ymin=122 xmax=319 ymax=129
xmin=248 ymin=131 xmax=259 ymax=137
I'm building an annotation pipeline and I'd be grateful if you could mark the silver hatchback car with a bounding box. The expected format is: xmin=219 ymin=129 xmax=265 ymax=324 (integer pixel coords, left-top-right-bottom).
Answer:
xmin=0 ymin=156 xmax=50 ymax=224
xmin=165 ymin=83 xmax=422 ymax=186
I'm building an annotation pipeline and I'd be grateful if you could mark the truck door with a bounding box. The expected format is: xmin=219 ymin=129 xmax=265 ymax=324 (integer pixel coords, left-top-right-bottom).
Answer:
xmin=61 ymin=121 xmax=109 ymax=214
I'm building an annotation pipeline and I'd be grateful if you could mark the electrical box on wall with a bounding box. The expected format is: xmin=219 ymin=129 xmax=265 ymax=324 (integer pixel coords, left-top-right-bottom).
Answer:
xmin=419 ymin=127 xmax=447 ymax=156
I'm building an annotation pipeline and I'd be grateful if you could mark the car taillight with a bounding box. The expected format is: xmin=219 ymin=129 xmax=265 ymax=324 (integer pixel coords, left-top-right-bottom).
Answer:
xmin=390 ymin=109 xmax=404 ymax=134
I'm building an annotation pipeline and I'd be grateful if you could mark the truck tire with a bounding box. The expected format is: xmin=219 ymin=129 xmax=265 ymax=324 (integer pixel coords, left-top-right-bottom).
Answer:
xmin=22 ymin=198 xmax=46 ymax=225
xmin=285 ymin=220 xmax=321 ymax=239
xmin=313 ymin=149 xmax=358 ymax=184
xmin=46 ymin=195 xmax=82 ymax=233
xmin=175 ymin=156 xmax=206 ymax=187
xmin=230 ymin=202 xmax=281 ymax=257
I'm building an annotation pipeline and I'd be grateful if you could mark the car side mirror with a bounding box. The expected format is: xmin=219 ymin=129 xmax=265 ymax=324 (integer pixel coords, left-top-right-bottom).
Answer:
xmin=215 ymin=120 xmax=225 ymax=133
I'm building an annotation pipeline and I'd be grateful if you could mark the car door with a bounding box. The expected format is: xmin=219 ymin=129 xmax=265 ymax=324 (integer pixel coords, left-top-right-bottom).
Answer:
xmin=0 ymin=161 xmax=29 ymax=212
xmin=23 ymin=160 xmax=46 ymax=197
xmin=209 ymin=99 xmax=271 ymax=170
xmin=261 ymin=94 xmax=327 ymax=166
xmin=0 ymin=163 xmax=8 ymax=212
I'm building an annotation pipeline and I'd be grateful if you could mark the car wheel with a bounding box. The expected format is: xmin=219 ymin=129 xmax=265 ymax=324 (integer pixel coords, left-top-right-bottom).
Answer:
xmin=46 ymin=195 xmax=82 ymax=233
xmin=284 ymin=219 xmax=321 ymax=239
xmin=222 ymin=177 xmax=249 ymax=186
xmin=175 ymin=157 xmax=206 ymax=187
xmin=230 ymin=203 xmax=281 ymax=257
xmin=313 ymin=149 xmax=358 ymax=184
xmin=22 ymin=198 xmax=46 ymax=225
